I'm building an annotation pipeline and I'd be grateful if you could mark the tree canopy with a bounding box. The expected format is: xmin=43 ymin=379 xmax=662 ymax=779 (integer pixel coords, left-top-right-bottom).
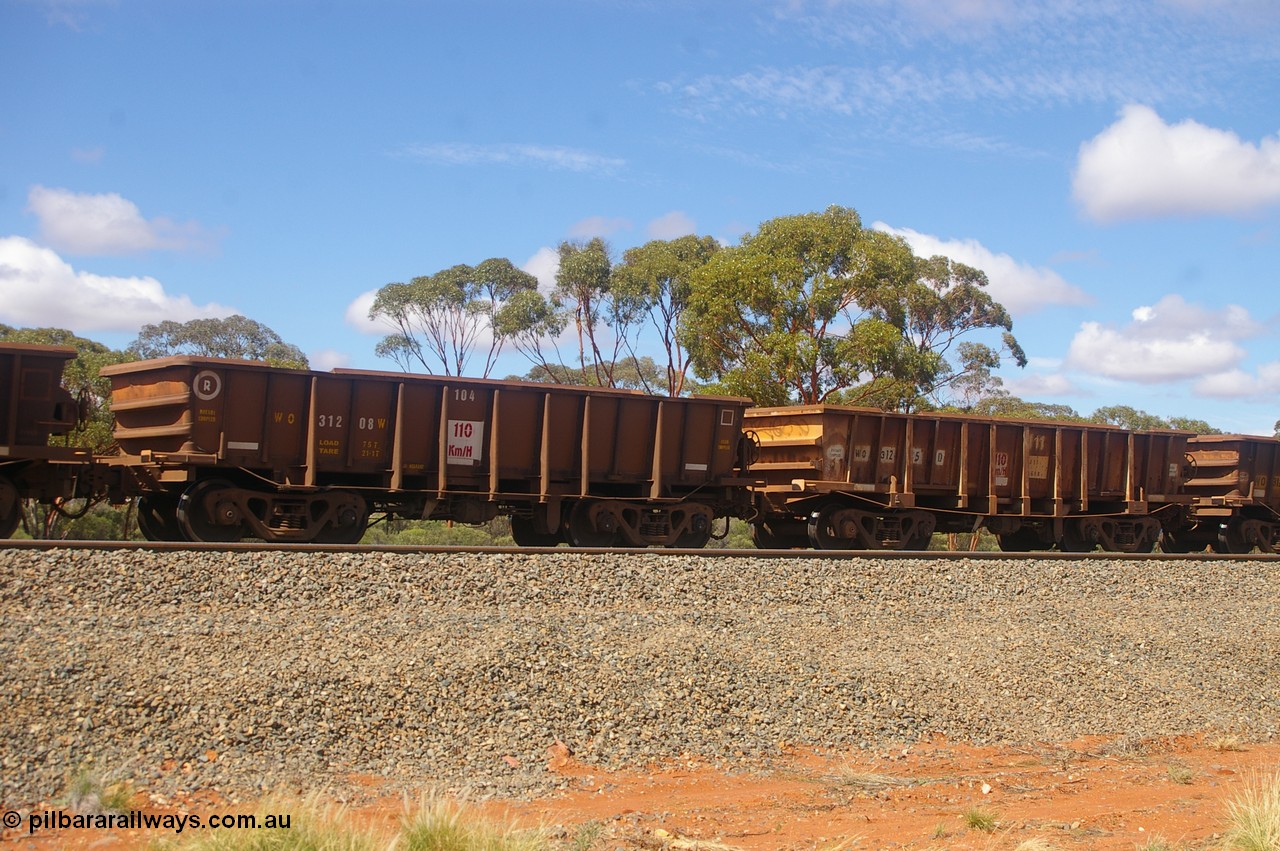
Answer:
xmin=1091 ymin=405 xmax=1221 ymax=434
xmin=953 ymin=395 xmax=1223 ymax=433
xmin=131 ymin=315 xmax=308 ymax=368
xmin=610 ymin=234 xmax=719 ymax=396
xmin=679 ymin=205 xmax=1025 ymax=408
xmin=368 ymin=258 xmax=539 ymax=377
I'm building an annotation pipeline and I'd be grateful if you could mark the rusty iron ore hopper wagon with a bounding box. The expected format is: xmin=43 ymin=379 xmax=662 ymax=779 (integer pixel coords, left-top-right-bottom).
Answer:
xmin=1169 ymin=434 xmax=1280 ymax=553
xmin=745 ymin=404 xmax=1191 ymax=553
xmin=100 ymin=357 xmax=756 ymax=546
xmin=0 ymin=343 xmax=95 ymax=537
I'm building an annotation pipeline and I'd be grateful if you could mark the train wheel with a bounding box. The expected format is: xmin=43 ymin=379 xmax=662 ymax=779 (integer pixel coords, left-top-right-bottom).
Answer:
xmin=313 ymin=510 xmax=369 ymax=544
xmin=807 ymin=504 xmax=856 ymax=550
xmin=510 ymin=515 xmax=562 ymax=547
xmin=565 ymin=501 xmax=618 ymax=547
xmin=1219 ymin=521 xmax=1255 ymax=555
xmin=0 ymin=477 xmax=20 ymax=538
xmin=177 ymin=479 xmax=246 ymax=543
xmin=136 ymin=493 xmax=185 ymax=542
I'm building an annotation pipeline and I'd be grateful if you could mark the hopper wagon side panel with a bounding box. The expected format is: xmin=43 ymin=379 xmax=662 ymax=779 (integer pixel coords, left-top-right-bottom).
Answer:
xmin=0 ymin=343 xmax=79 ymax=449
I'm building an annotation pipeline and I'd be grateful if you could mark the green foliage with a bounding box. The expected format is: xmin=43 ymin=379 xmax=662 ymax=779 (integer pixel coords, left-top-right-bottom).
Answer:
xmin=508 ymin=355 xmax=666 ymax=391
xmin=361 ymin=518 xmax=515 ymax=547
xmin=1165 ymin=415 xmax=1222 ymax=434
xmin=960 ymin=395 xmax=1086 ymax=422
xmin=554 ymin=237 xmax=637 ymax=388
xmin=610 ymin=234 xmax=720 ymax=396
xmin=492 ymin=288 xmax=570 ymax=380
xmin=369 ymin=258 xmax=539 ymax=377
xmin=951 ymin=395 xmax=1226 ymax=434
xmin=682 ymin=207 xmax=898 ymax=406
xmin=705 ymin=519 xmax=756 ymax=549
xmin=680 ymin=206 xmax=1022 ymax=408
xmin=130 ymin=315 xmax=308 ymax=368
xmin=55 ymin=501 xmax=137 ymax=541
xmin=1090 ymin=405 xmax=1222 ymax=433
xmin=10 ymin=501 xmax=141 ymax=542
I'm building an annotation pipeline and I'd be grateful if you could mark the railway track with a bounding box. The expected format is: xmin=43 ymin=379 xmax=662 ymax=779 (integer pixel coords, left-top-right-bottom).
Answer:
xmin=2 ymin=539 xmax=1276 ymax=560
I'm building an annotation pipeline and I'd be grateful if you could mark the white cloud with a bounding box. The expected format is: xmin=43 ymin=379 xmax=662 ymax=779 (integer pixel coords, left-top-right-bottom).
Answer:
xmin=310 ymin=349 xmax=351 ymax=372
xmin=343 ymin=288 xmax=385 ymax=334
xmin=1193 ymin=362 xmax=1280 ymax=399
xmin=646 ymin=211 xmax=697 ymax=240
xmin=1073 ymin=105 xmax=1280 ymax=221
xmin=521 ymin=246 xmax=559 ymax=293
xmin=872 ymin=223 xmax=1092 ymax=314
xmin=27 ymin=185 xmax=218 ymax=255
xmin=1064 ymin=294 xmax=1262 ymax=383
xmin=567 ymin=216 xmax=631 ymax=240
xmin=1002 ymin=373 xmax=1083 ymax=397
xmin=397 ymin=143 xmax=625 ymax=175
xmin=0 ymin=236 xmax=232 ymax=332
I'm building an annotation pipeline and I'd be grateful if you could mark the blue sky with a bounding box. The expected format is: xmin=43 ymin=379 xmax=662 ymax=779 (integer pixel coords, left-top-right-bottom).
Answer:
xmin=3 ymin=0 xmax=1279 ymax=434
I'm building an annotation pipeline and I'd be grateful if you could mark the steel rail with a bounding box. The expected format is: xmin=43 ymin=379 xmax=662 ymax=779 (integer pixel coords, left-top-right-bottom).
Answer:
xmin=1 ymin=540 xmax=1276 ymax=561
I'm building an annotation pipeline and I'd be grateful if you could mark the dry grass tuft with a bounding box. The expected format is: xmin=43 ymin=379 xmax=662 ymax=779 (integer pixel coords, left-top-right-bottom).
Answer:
xmin=962 ymin=806 xmax=999 ymax=833
xmin=1221 ymin=769 xmax=1280 ymax=851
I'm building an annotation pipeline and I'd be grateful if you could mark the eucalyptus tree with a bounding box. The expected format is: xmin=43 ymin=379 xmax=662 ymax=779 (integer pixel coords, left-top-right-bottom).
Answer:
xmin=507 ymin=355 xmax=666 ymax=391
xmin=491 ymin=288 xmax=569 ymax=383
xmin=610 ymin=234 xmax=719 ymax=397
xmin=131 ymin=315 xmax=308 ymax=369
xmin=368 ymin=258 xmax=539 ymax=377
xmin=680 ymin=205 xmax=1025 ymax=408
xmin=1090 ymin=405 xmax=1221 ymax=434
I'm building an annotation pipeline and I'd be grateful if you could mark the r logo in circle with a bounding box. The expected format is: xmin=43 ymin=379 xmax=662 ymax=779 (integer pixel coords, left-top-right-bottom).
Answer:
xmin=193 ymin=370 xmax=222 ymax=401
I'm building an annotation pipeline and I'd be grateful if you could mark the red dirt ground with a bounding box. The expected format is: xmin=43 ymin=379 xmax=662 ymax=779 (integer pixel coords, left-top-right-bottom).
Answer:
xmin=4 ymin=734 xmax=1277 ymax=849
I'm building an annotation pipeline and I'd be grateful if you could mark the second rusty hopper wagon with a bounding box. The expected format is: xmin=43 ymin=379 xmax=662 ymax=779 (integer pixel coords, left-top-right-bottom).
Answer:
xmin=0 ymin=342 xmax=95 ymax=537
xmin=745 ymin=404 xmax=1190 ymax=553
xmin=1172 ymin=434 xmax=1280 ymax=553
xmin=101 ymin=358 xmax=756 ymax=546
